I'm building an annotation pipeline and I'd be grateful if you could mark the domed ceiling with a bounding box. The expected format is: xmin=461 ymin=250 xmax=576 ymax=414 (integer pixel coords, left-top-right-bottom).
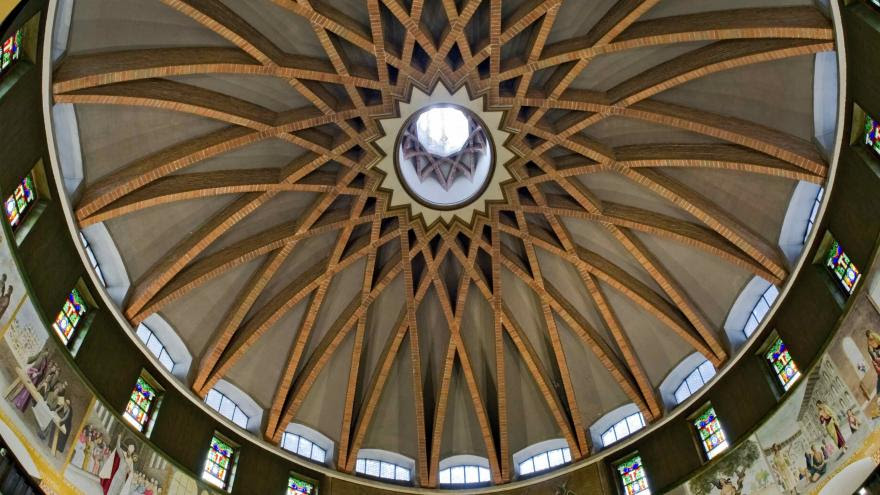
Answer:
xmin=51 ymin=0 xmax=835 ymax=487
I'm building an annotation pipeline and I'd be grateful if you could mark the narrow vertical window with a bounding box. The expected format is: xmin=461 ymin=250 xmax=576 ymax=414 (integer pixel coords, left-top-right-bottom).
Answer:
xmin=765 ymin=337 xmax=801 ymax=391
xmin=825 ymin=238 xmax=861 ymax=295
xmin=123 ymin=372 xmax=162 ymax=434
xmin=287 ymin=474 xmax=315 ymax=494
xmin=616 ymin=454 xmax=650 ymax=495
xmin=202 ymin=434 xmax=237 ymax=490
xmin=0 ymin=29 xmax=21 ymax=74
xmin=4 ymin=173 xmax=37 ymax=231
xmin=52 ymin=288 xmax=87 ymax=346
xmin=693 ymin=406 xmax=728 ymax=460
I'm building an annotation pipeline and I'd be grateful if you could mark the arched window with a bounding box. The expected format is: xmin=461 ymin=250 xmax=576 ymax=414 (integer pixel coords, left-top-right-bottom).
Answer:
xmin=659 ymin=353 xmax=716 ymax=410
xmin=134 ymin=314 xmax=192 ymax=380
xmin=438 ymin=455 xmax=491 ymax=485
xmin=136 ymin=323 xmax=175 ymax=371
xmin=804 ymin=188 xmax=824 ymax=242
xmin=601 ymin=412 xmax=646 ymax=448
xmin=355 ymin=449 xmax=412 ymax=483
xmin=516 ymin=446 xmax=571 ymax=477
xmin=589 ymin=404 xmax=647 ymax=449
xmin=280 ymin=423 xmax=333 ymax=465
xmin=79 ymin=232 xmax=106 ymax=287
xmin=673 ymin=360 xmax=716 ymax=405
xmin=743 ymin=284 xmax=779 ymax=338
xmin=204 ymin=380 xmax=262 ymax=433
xmin=78 ymin=223 xmax=131 ymax=306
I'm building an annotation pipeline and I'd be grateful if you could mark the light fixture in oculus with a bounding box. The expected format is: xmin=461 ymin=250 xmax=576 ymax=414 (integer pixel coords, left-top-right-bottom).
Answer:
xmin=396 ymin=105 xmax=494 ymax=210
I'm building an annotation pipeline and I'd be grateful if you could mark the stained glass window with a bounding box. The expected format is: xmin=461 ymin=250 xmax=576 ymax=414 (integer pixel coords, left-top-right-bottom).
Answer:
xmin=205 ymin=388 xmax=249 ymax=429
xmin=287 ymin=475 xmax=315 ymax=495
xmin=123 ymin=376 xmax=158 ymax=432
xmin=518 ymin=447 xmax=571 ymax=476
xmin=674 ymin=360 xmax=716 ymax=404
xmin=601 ymin=412 xmax=646 ymax=447
xmin=765 ymin=337 xmax=801 ymax=391
xmin=825 ymin=238 xmax=861 ymax=295
xmin=693 ymin=406 xmax=728 ymax=459
xmin=355 ymin=458 xmax=410 ymax=482
xmin=52 ymin=288 xmax=87 ymax=346
xmin=866 ymin=113 xmax=880 ymax=158
xmin=617 ymin=455 xmax=650 ymax=495
xmin=0 ymin=29 xmax=22 ymax=73
xmin=202 ymin=435 xmax=236 ymax=490
xmin=281 ymin=432 xmax=326 ymax=463
xmin=4 ymin=173 xmax=37 ymax=231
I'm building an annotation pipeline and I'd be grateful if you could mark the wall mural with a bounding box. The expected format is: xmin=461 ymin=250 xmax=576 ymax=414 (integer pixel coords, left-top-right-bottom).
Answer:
xmin=668 ymin=291 xmax=880 ymax=495
xmin=0 ymin=225 xmax=222 ymax=495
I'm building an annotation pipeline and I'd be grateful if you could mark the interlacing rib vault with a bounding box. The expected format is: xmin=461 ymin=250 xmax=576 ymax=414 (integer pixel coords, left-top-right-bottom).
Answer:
xmin=53 ymin=0 xmax=833 ymax=486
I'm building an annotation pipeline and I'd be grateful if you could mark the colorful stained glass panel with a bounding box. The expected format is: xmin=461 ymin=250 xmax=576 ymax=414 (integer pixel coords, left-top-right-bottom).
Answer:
xmin=51 ymin=289 xmax=87 ymax=346
xmin=867 ymin=114 xmax=880 ymax=158
xmin=0 ymin=29 xmax=21 ymax=73
xmin=4 ymin=173 xmax=37 ymax=231
xmin=693 ymin=407 xmax=728 ymax=459
xmin=826 ymin=239 xmax=861 ymax=295
xmin=287 ymin=476 xmax=315 ymax=495
xmin=123 ymin=376 xmax=157 ymax=432
xmin=766 ymin=338 xmax=801 ymax=391
xmin=617 ymin=455 xmax=650 ymax=495
xmin=202 ymin=435 xmax=235 ymax=489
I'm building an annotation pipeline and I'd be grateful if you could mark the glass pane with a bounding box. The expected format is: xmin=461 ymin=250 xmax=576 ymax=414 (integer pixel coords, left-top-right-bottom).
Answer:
xmin=533 ymin=453 xmax=550 ymax=472
xmin=297 ymin=438 xmax=313 ymax=458
xmin=158 ymin=350 xmax=175 ymax=371
xmin=562 ymin=448 xmax=571 ymax=463
xmin=395 ymin=466 xmax=410 ymax=481
xmin=465 ymin=465 xmax=479 ymax=483
xmin=282 ymin=434 xmax=298 ymax=453
xmin=765 ymin=285 xmax=779 ymax=302
xmin=601 ymin=429 xmax=616 ymax=447
xmin=380 ymin=461 xmax=395 ymax=479
xmin=439 ymin=468 xmax=451 ymax=484
xmin=614 ymin=421 xmax=629 ymax=439
xmin=675 ymin=384 xmax=691 ymax=404
xmin=365 ymin=459 xmax=380 ymax=477
xmin=744 ymin=315 xmax=759 ymax=337
xmin=627 ymin=413 xmax=644 ymax=433
xmin=752 ymin=297 xmax=770 ymax=321
xmin=355 ymin=459 xmax=365 ymax=474
xmin=698 ymin=361 xmax=716 ymax=382
xmin=548 ymin=449 xmax=564 ymax=467
xmin=218 ymin=396 xmax=235 ymax=419
xmin=146 ymin=335 xmax=163 ymax=356
xmin=136 ymin=325 xmax=151 ymax=343
xmin=520 ymin=459 xmax=534 ymax=475
xmin=232 ymin=408 xmax=248 ymax=428
xmin=205 ymin=390 xmax=222 ymax=410
xmin=311 ymin=445 xmax=325 ymax=463
xmin=450 ymin=466 xmax=465 ymax=484
xmin=479 ymin=466 xmax=490 ymax=482
xmin=685 ymin=370 xmax=704 ymax=393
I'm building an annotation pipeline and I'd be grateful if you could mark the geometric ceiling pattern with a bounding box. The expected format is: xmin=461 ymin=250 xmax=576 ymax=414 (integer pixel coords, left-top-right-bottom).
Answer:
xmin=52 ymin=0 xmax=834 ymax=487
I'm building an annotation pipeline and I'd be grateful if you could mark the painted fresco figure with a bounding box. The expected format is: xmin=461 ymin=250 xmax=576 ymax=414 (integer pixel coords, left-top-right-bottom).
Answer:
xmin=0 ymin=273 xmax=12 ymax=320
xmin=805 ymin=445 xmax=828 ymax=481
xmin=41 ymin=397 xmax=72 ymax=454
xmin=99 ymin=433 xmax=136 ymax=495
xmin=770 ymin=443 xmax=797 ymax=493
xmin=8 ymin=349 xmax=49 ymax=411
xmin=71 ymin=424 xmax=90 ymax=467
xmin=866 ymin=330 xmax=880 ymax=418
xmin=816 ymin=400 xmax=847 ymax=453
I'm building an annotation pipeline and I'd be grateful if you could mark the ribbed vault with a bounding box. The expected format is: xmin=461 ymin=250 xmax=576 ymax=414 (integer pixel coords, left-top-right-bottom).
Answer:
xmin=52 ymin=0 xmax=834 ymax=487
